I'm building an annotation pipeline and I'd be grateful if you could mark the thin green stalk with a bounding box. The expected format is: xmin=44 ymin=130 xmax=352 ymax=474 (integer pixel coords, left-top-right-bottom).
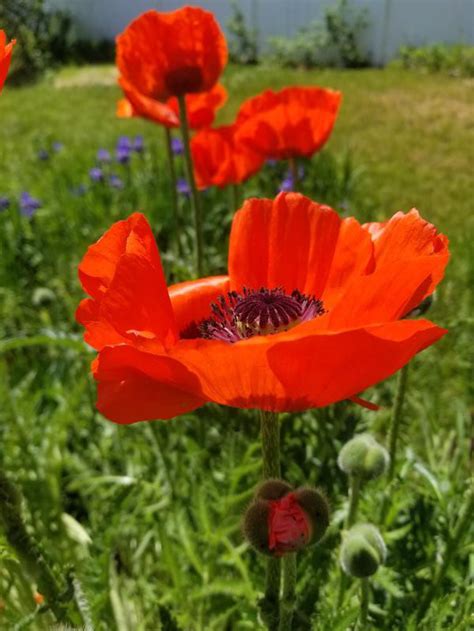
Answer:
xmin=177 ymin=95 xmax=204 ymax=277
xmin=416 ymin=485 xmax=474 ymax=621
xmin=163 ymin=127 xmax=180 ymax=258
xmin=279 ymin=553 xmax=297 ymax=631
xmin=0 ymin=471 xmax=77 ymax=625
xmin=288 ymin=157 xmax=299 ymax=191
xmin=380 ymin=364 xmax=409 ymax=522
xmin=259 ymin=411 xmax=281 ymax=630
xmin=337 ymin=474 xmax=362 ymax=607
xmin=359 ymin=578 xmax=370 ymax=628
xmin=229 ymin=183 xmax=241 ymax=213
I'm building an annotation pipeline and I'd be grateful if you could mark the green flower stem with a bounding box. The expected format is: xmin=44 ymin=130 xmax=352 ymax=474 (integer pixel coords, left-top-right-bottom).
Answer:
xmin=416 ymin=485 xmax=474 ymax=621
xmin=259 ymin=411 xmax=281 ymax=630
xmin=380 ymin=364 xmax=409 ymax=522
xmin=387 ymin=364 xmax=409 ymax=481
xmin=279 ymin=553 xmax=297 ymax=631
xmin=163 ymin=127 xmax=180 ymax=257
xmin=337 ymin=474 xmax=362 ymax=607
xmin=177 ymin=94 xmax=204 ymax=277
xmin=359 ymin=578 xmax=370 ymax=628
xmin=288 ymin=157 xmax=299 ymax=191
xmin=229 ymin=183 xmax=241 ymax=214
xmin=346 ymin=474 xmax=361 ymax=528
xmin=0 ymin=471 xmax=77 ymax=625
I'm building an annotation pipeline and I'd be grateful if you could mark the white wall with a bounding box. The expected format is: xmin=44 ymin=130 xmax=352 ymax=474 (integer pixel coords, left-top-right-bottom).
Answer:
xmin=48 ymin=0 xmax=474 ymax=64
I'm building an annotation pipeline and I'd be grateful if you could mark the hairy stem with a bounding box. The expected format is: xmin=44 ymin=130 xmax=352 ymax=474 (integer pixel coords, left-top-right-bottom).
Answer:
xmin=288 ymin=157 xmax=299 ymax=191
xmin=259 ymin=411 xmax=281 ymax=630
xmin=279 ymin=553 xmax=297 ymax=631
xmin=359 ymin=578 xmax=370 ymax=627
xmin=177 ymin=95 xmax=204 ymax=277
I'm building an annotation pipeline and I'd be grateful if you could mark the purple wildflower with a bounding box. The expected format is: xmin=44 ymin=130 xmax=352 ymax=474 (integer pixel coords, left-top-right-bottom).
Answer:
xmin=37 ymin=149 xmax=49 ymax=161
xmin=109 ymin=175 xmax=124 ymax=190
xmin=171 ymin=137 xmax=184 ymax=156
xmin=266 ymin=158 xmax=278 ymax=167
xmin=133 ymin=135 xmax=144 ymax=153
xmin=0 ymin=196 xmax=10 ymax=211
xmin=97 ymin=148 xmax=111 ymax=163
xmin=176 ymin=178 xmax=191 ymax=196
xmin=117 ymin=136 xmax=132 ymax=151
xmin=19 ymin=192 xmax=42 ymax=217
xmin=279 ymin=174 xmax=294 ymax=192
xmin=52 ymin=142 xmax=64 ymax=153
xmin=89 ymin=167 xmax=104 ymax=182
xmin=116 ymin=147 xmax=131 ymax=165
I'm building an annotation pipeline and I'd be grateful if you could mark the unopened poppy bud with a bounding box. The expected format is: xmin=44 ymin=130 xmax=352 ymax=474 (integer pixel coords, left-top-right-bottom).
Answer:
xmin=338 ymin=434 xmax=389 ymax=480
xmin=294 ymin=487 xmax=330 ymax=544
xmin=340 ymin=524 xmax=386 ymax=578
xmin=256 ymin=479 xmax=293 ymax=501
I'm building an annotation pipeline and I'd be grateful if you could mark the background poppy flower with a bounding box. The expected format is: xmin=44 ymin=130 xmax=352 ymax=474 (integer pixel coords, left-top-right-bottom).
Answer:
xmin=191 ymin=124 xmax=264 ymax=189
xmin=116 ymin=7 xmax=228 ymax=101
xmin=0 ymin=30 xmax=15 ymax=93
xmin=235 ymin=86 xmax=342 ymax=160
xmin=117 ymin=79 xmax=227 ymax=130
xmin=76 ymin=193 xmax=448 ymax=424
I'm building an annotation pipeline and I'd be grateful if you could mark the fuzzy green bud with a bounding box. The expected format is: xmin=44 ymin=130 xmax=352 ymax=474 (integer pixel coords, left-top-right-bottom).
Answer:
xmin=255 ymin=479 xmax=293 ymax=501
xmin=338 ymin=434 xmax=389 ymax=480
xmin=340 ymin=523 xmax=386 ymax=578
xmin=294 ymin=487 xmax=330 ymax=544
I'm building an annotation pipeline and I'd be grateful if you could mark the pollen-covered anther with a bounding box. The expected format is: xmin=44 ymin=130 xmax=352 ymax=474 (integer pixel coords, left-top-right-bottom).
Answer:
xmin=200 ymin=287 xmax=325 ymax=343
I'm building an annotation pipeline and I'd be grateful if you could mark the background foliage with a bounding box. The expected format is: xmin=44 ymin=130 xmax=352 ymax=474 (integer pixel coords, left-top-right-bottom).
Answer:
xmin=0 ymin=62 xmax=472 ymax=629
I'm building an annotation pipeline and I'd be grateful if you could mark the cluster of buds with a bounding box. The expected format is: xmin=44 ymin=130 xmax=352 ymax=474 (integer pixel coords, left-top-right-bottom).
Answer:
xmin=243 ymin=480 xmax=329 ymax=556
xmin=340 ymin=523 xmax=386 ymax=578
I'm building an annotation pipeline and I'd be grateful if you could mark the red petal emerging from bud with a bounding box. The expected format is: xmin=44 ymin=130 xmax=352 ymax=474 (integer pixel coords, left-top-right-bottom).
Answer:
xmin=268 ymin=492 xmax=310 ymax=555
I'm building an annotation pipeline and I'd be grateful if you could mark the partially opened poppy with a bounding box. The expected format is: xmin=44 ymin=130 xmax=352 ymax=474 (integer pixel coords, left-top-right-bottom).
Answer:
xmin=116 ymin=7 xmax=228 ymax=101
xmin=76 ymin=192 xmax=449 ymax=424
xmin=0 ymin=30 xmax=15 ymax=93
xmin=117 ymin=78 xmax=227 ymax=130
xmin=191 ymin=123 xmax=264 ymax=189
xmin=235 ymin=87 xmax=342 ymax=160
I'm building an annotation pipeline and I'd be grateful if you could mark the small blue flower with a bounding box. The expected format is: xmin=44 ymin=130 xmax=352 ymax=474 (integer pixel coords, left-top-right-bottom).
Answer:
xmin=133 ymin=135 xmax=144 ymax=153
xmin=52 ymin=142 xmax=64 ymax=153
xmin=278 ymin=175 xmax=294 ymax=192
xmin=0 ymin=196 xmax=10 ymax=211
xmin=37 ymin=149 xmax=49 ymax=161
xmin=89 ymin=167 xmax=104 ymax=182
xmin=116 ymin=147 xmax=131 ymax=165
xmin=176 ymin=178 xmax=191 ymax=196
xmin=109 ymin=175 xmax=124 ymax=190
xmin=171 ymin=137 xmax=184 ymax=156
xmin=97 ymin=148 xmax=111 ymax=163
xmin=117 ymin=136 xmax=132 ymax=151
xmin=20 ymin=192 xmax=42 ymax=217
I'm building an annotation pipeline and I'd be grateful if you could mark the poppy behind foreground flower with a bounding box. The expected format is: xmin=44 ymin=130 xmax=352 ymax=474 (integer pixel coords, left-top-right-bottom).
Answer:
xmin=0 ymin=30 xmax=15 ymax=93
xmin=236 ymin=86 xmax=342 ymax=160
xmin=76 ymin=192 xmax=449 ymax=423
xmin=116 ymin=7 xmax=228 ymax=101
xmin=117 ymin=79 xmax=227 ymax=130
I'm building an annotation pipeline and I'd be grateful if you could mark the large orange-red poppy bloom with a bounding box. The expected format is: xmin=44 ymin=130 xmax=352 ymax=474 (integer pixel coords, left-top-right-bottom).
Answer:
xmin=0 ymin=30 xmax=15 ymax=93
xmin=117 ymin=79 xmax=227 ymax=130
xmin=236 ymin=87 xmax=342 ymax=160
xmin=76 ymin=192 xmax=449 ymax=424
xmin=116 ymin=7 xmax=227 ymax=101
xmin=191 ymin=123 xmax=264 ymax=189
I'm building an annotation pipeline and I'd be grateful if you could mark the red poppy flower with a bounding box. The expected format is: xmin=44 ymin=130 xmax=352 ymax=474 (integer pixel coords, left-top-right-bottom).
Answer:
xmin=268 ymin=493 xmax=311 ymax=556
xmin=0 ymin=31 xmax=15 ymax=93
xmin=117 ymin=78 xmax=227 ymax=130
xmin=235 ymin=86 xmax=342 ymax=160
xmin=76 ymin=192 xmax=449 ymax=424
xmin=116 ymin=7 xmax=227 ymax=101
xmin=191 ymin=124 xmax=264 ymax=189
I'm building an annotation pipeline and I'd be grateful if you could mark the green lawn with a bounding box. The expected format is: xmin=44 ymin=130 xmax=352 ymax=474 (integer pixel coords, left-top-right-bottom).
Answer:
xmin=0 ymin=65 xmax=472 ymax=630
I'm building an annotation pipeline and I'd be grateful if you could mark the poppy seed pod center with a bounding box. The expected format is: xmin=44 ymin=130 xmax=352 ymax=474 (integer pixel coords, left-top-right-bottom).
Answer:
xmin=199 ymin=287 xmax=325 ymax=343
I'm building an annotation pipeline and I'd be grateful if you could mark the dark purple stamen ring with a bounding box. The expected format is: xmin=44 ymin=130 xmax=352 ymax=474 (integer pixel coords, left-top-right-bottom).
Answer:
xmin=199 ymin=287 xmax=325 ymax=343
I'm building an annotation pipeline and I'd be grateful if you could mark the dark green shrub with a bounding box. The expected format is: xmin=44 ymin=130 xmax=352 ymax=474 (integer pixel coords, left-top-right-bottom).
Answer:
xmin=397 ymin=44 xmax=474 ymax=78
